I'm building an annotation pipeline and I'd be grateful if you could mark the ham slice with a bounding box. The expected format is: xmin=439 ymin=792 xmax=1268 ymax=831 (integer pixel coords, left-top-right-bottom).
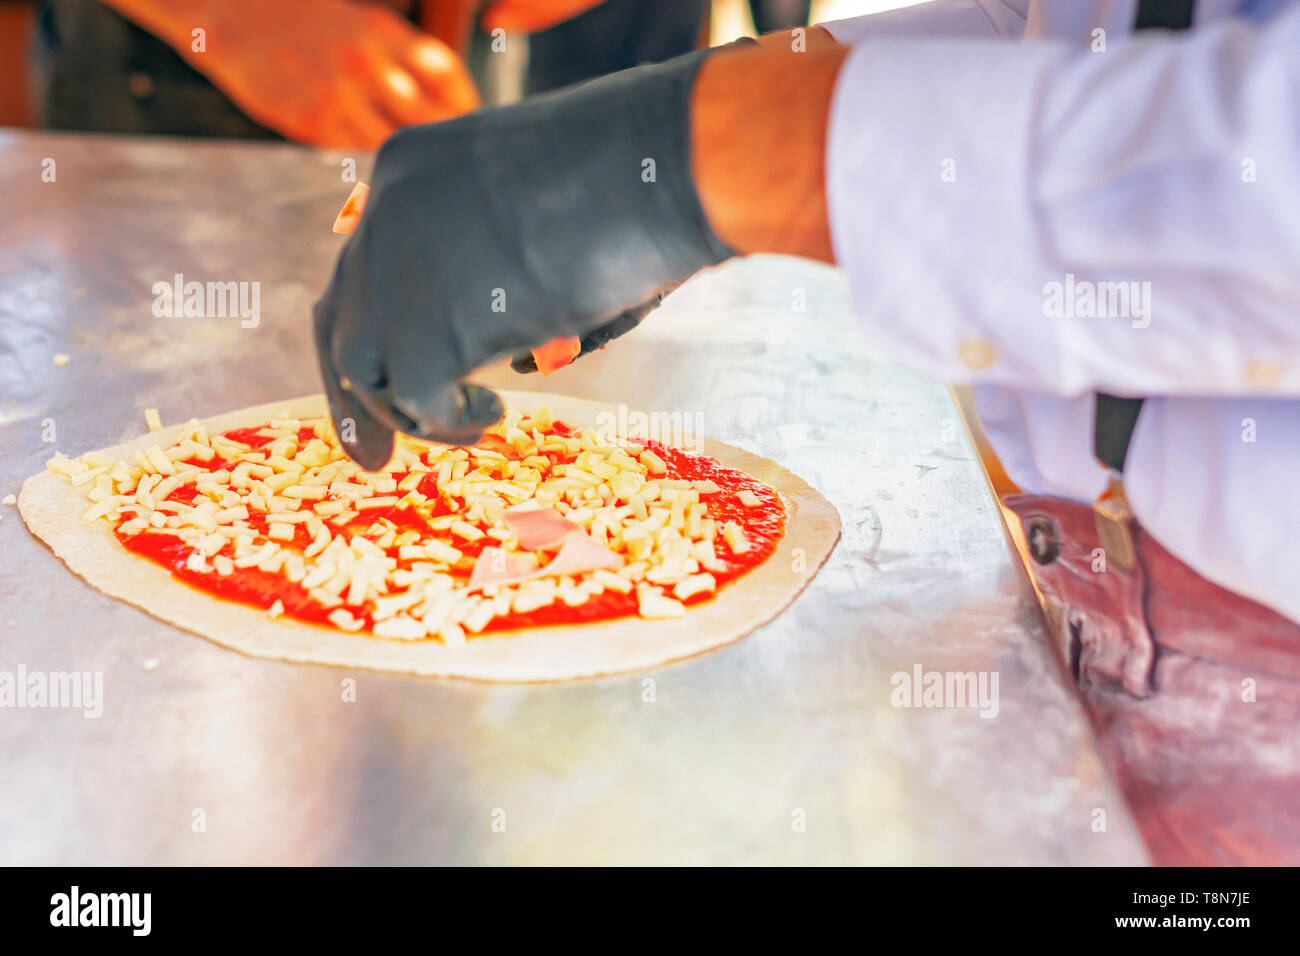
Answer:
xmin=330 ymin=185 xmax=580 ymax=373
xmin=541 ymin=531 xmax=623 ymax=576
xmin=504 ymin=505 xmax=581 ymax=550
xmin=467 ymin=531 xmax=622 ymax=591
xmin=468 ymin=547 xmax=541 ymax=589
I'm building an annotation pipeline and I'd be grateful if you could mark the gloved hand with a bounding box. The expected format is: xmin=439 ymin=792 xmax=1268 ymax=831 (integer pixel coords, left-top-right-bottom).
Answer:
xmin=313 ymin=49 xmax=737 ymax=470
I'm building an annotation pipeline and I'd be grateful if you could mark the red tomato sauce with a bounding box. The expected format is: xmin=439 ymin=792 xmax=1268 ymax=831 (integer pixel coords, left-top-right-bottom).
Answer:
xmin=115 ymin=421 xmax=786 ymax=638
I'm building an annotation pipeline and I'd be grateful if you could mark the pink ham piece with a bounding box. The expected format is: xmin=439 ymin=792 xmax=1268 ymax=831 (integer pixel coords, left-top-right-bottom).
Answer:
xmin=504 ymin=506 xmax=582 ymax=551
xmin=542 ymin=531 xmax=623 ymax=576
xmin=468 ymin=547 xmax=540 ymax=589
xmin=466 ymin=531 xmax=622 ymax=591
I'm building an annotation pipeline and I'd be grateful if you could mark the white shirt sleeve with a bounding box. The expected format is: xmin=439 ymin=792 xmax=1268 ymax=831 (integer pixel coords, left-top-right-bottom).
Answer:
xmin=970 ymin=385 xmax=1107 ymax=501
xmin=826 ymin=3 xmax=1300 ymax=398
xmin=1124 ymin=394 xmax=1300 ymax=622
xmin=820 ymin=0 xmax=1028 ymax=42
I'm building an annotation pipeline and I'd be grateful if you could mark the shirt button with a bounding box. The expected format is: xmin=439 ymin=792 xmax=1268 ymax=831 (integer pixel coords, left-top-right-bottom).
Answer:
xmin=128 ymin=71 xmax=155 ymax=99
xmin=1246 ymin=359 xmax=1282 ymax=389
xmin=958 ymin=338 xmax=997 ymax=370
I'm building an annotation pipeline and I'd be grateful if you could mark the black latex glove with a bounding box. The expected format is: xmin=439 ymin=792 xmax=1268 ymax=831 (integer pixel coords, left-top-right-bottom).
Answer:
xmin=313 ymin=49 xmax=737 ymax=470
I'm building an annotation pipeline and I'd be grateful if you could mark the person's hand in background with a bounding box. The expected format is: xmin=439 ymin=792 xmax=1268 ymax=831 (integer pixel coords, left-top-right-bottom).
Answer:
xmin=104 ymin=0 xmax=480 ymax=148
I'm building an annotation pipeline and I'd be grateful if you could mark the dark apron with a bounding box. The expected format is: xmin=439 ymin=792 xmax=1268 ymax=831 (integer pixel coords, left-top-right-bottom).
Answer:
xmin=1008 ymin=493 xmax=1300 ymax=865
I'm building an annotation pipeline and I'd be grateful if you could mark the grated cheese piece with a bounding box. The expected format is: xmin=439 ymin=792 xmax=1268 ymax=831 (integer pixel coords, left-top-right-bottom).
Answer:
xmin=449 ymin=520 xmax=484 ymax=542
xmin=283 ymin=553 xmax=307 ymax=583
xmin=512 ymin=581 xmax=557 ymax=614
xmin=80 ymin=451 xmax=115 ymax=469
xmin=82 ymin=496 xmax=123 ymax=523
xmin=145 ymin=447 xmax=175 ymax=476
xmin=262 ymin=472 xmax=300 ymax=494
xmin=438 ymin=622 xmax=467 ymax=647
xmin=301 ymin=561 xmax=336 ymax=590
xmin=312 ymin=588 xmax=344 ymax=609
xmin=46 ymin=455 xmax=88 ymax=478
xmin=721 ymin=521 xmax=751 ymax=554
xmin=591 ymin=569 xmax=634 ymax=594
xmin=327 ymin=608 xmax=364 ymax=631
xmin=463 ymin=601 xmax=497 ymax=633
xmin=233 ymin=542 xmax=278 ymax=568
xmin=639 ymin=450 xmax=667 ymax=476
xmin=265 ymin=511 xmax=311 ymax=524
xmin=673 ymin=572 xmax=717 ymax=602
xmin=345 ymin=567 xmax=371 ymax=607
xmin=283 ymin=484 xmax=327 ymax=501
xmin=637 ymin=586 xmax=685 ymax=619
xmin=373 ymin=616 xmax=428 ymax=640
xmin=304 ymin=525 xmax=331 ymax=558
xmin=355 ymin=495 xmax=399 ymax=510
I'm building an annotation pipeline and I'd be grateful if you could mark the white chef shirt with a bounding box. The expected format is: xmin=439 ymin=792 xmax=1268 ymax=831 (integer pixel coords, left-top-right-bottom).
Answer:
xmin=821 ymin=0 xmax=1300 ymax=621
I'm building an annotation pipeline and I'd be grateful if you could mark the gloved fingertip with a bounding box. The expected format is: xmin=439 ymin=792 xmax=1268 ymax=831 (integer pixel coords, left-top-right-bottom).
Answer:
xmin=399 ymin=383 xmax=504 ymax=447
xmin=510 ymin=352 xmax=538 ymax=374
xmin=461 ymin=384 xmax=504 ymax=431
xmin=329 ymin=398 xmax=396 ymax=470
xmin=350 ymin=431 xmax=398 ymax=472
xmin=320 ymin=372 xmax=397 ymax=470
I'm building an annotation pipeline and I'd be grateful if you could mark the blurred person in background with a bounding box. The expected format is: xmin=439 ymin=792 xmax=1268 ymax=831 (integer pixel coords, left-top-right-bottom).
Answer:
xmin=524 ymin=0 xmax=810 ymax=94
xmin=28 ymin=0 xmax=791 ymax=147
xmin=746 ymin=0 xmax=812 ymax=33
xmin=31 ymin=0 xmax=482 ymax=145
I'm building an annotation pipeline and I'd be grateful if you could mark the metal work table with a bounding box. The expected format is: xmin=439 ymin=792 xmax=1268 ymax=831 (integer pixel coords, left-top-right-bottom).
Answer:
xmin=0 ymin=131 xmax=1147 ymax=865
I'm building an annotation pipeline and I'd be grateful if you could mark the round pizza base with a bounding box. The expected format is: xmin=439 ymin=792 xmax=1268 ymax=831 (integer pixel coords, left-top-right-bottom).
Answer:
xmin=19 ymin=392 xmax=841 ymax=682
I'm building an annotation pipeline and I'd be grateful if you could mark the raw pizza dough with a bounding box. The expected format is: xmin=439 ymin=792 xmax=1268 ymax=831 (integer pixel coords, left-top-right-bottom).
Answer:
xmin=19 ymin=392 xmax=840 ymax=681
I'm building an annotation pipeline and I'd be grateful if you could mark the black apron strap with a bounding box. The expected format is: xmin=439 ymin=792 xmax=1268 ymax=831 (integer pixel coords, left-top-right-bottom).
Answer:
xmin=1092 ymin=0 xmax=1195 ymax=473
xmin=1094 ymin=394 xmax=1146 ymax=473
xmin=1134 ymin=0 xmax=1196 ymax=30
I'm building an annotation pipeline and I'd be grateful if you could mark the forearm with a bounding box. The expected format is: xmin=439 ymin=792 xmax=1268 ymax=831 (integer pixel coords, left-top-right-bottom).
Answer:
xmin=98 ymin=0 xmax=241 ymax=53
xmin=690 ymin=0 xmax=1024 ymax=263
xmin=691 ymin=32 xmax=848 ymax=263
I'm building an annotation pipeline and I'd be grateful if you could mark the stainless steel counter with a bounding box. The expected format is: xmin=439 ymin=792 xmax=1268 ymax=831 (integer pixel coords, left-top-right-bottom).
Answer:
xmin=0 ymin=131 xmax=1147 ymax=865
